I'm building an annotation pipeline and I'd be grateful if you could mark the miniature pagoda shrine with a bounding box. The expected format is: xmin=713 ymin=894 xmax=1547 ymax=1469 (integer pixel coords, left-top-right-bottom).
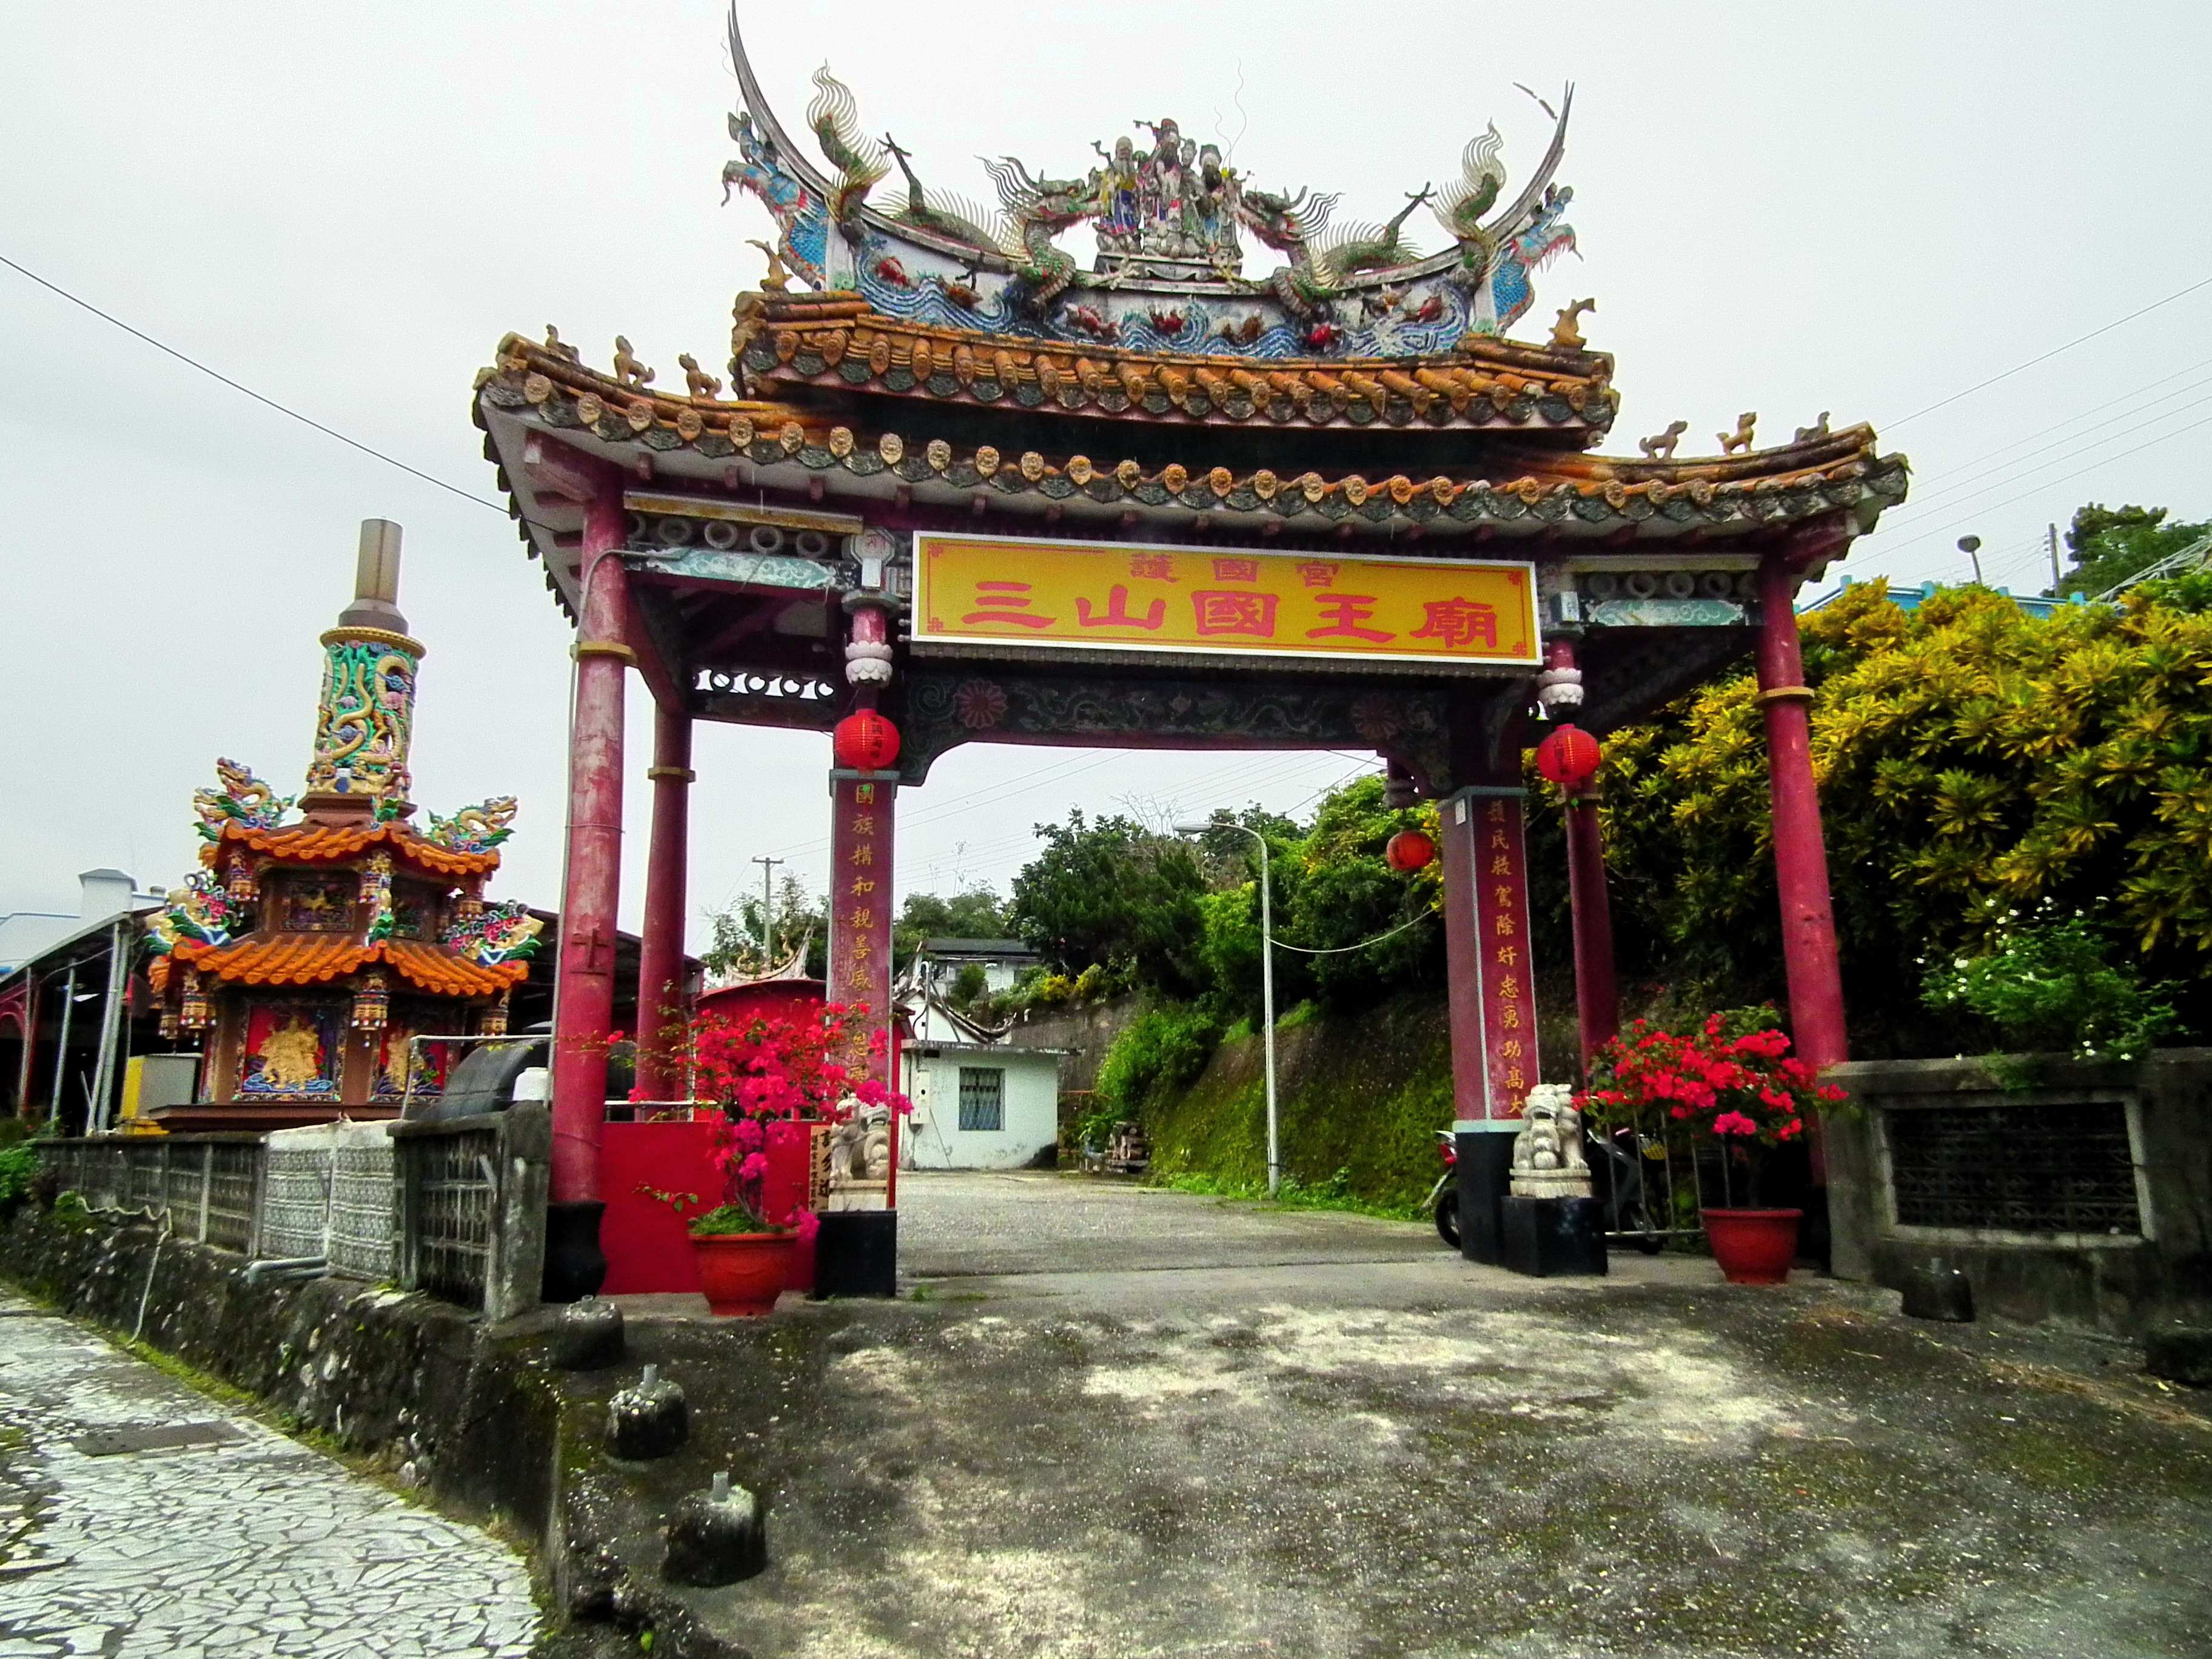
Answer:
xmin=143 ymin=520 xmax=541 ymax=1130
xmin=469 ymin=12 xmax=1908 ymax=1288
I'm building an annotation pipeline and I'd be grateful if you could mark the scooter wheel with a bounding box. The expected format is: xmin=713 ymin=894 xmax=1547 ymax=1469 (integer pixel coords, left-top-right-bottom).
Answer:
xmin=1433 ymin=1190 xmax=1460 ymax=1250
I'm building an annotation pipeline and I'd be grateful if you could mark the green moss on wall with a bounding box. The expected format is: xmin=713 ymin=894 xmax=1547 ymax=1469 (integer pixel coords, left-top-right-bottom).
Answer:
xmin=1141 ymin=992 xmax=1456 ymax=1208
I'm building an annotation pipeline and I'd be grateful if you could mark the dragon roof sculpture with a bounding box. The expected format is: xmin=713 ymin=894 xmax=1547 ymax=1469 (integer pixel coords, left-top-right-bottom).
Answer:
xmin=721 ymin=6 xmax=1577 ymax=359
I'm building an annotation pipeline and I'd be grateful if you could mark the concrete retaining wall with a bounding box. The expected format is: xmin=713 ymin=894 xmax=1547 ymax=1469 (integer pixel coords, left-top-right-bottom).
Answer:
xmin=1824 ymin=1049 xmax=2212 ymax=1338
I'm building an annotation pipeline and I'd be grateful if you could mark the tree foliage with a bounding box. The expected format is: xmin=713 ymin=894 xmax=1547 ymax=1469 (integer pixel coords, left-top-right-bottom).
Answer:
xmin=1561 ymin=576 xmax=2212 ymax=1053
xmin=1010 ymin=809 xmax=1209 ymax=996
xmin=2056 ymin=502 xmax=2211 ymax=598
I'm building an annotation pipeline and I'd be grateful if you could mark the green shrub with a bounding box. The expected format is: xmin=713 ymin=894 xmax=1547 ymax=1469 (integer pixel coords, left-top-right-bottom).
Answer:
xmin=1096 ymin=1002 xmax=1224 ymax=1117
xmin=1922 ymin=908 xmax=2181 ymax=1062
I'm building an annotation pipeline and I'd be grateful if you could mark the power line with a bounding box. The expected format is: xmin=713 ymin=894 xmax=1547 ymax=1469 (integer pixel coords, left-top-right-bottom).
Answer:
xmin=1868 ymin=409 xmax=2212 ymax=561
xmin=0 ymin=250 xmax=508 ymax=517
xmin=1888 ymin=272 xmax=2212 ymax=431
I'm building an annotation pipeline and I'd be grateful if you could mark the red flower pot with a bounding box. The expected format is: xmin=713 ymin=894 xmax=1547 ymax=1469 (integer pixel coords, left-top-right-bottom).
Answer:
xmin=690 ymin=1232 xmax=797 ymax=1316
xmin=1701 ymin=1208 xmax=1802 ymax=1285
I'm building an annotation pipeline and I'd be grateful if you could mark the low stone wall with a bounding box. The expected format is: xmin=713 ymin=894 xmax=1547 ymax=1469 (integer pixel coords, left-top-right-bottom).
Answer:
xmin=1824 ymin=1049 xmax=2212 ymax=1338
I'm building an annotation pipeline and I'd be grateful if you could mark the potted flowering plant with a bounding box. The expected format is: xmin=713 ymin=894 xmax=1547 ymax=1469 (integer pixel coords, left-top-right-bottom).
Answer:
xmin=678 ymin=1000 xmax=905 ymax=1315
xmin=1577 ymin=1008 xmax=1847 ymax=1284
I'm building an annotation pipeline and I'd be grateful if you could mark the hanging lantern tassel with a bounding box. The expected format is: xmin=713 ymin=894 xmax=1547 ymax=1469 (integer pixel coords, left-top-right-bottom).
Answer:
xmin=1535 ymin=723 xmax=1604 ymax=790
xmin=1385 ymin=829 xmax=1436 ymax=872
xmin=833 ymin=709 xmax=902 ymax=772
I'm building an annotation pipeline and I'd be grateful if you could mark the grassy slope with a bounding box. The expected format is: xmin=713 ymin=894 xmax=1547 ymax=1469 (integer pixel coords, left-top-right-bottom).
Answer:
xmin=1141 ymin=993 xmax=1456 ymax=1211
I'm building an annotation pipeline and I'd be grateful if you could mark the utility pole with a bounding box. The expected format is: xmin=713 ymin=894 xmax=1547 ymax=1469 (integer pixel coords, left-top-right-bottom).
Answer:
xmin=2048 ymin=523 xmax=2062 ymax=594
xmin=751 ymin=856 xmax=784 ymax=953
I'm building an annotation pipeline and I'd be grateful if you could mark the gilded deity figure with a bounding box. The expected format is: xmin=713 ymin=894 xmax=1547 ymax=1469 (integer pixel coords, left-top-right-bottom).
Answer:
xmin=255 ymin=1014 xmax=327 ymax=1093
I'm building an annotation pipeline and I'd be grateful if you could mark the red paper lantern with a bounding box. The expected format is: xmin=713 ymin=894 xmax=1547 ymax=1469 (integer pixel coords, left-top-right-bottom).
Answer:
xmin=1385 ymin=829 xmax=1435 ymax=872
xmin=833 ymin=710 xmax=901 ymax=771
xmin=1535 ymin=723 xmax=1603 ymax=788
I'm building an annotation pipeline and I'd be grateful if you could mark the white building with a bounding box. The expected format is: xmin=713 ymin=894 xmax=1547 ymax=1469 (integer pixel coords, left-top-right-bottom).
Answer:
xmin=898 ymin=938 xmax=1064 ymax=1170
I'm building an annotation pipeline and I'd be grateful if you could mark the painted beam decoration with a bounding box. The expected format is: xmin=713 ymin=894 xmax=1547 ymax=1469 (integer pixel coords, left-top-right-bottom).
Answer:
xmin=914 ymin=535 xmax=1538 ymax=668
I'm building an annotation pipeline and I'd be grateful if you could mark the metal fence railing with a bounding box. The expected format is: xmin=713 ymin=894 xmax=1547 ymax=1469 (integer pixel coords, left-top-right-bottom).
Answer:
xmin=1586 ymin=1111 xmax=1708 ymax=1252
xmin=42 ymin=1135 xmax=266 ymax=1254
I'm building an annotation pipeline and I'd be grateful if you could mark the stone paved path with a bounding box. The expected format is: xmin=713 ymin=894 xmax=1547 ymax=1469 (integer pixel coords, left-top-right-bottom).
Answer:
xmin=0 ymin=1293 xmax=538 ymax=1658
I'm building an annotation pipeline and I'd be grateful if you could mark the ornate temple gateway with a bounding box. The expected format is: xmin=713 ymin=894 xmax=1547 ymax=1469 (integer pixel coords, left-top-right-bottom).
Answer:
xmin=472 ymin=13 xmax=1908 ymax=1286
xmin=143 ymin=522 xmax=541 ymax=1131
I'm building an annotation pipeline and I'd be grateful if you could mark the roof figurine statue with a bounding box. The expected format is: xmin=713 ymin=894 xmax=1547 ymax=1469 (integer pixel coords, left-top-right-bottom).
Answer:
xmin=718 ymin=3 xmax=1577 ymax=356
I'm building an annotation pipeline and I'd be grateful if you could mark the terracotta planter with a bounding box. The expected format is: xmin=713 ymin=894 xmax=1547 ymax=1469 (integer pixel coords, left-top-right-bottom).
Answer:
xmin=1701 ymin=1208 xmax=1803 ymax=1285
xmin=689 ymin=1232 xmax=797 ymax=1316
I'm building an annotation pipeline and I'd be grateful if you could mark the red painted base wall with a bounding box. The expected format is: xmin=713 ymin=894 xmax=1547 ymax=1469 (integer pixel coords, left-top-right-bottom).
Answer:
xmin=598 ymin=1117 xmax=820 ymax=1296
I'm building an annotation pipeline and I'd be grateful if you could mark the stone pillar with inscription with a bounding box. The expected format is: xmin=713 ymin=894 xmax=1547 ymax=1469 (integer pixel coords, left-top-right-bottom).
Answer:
xmin=1443 ymin=784 xmax=1541 ymax=1265
xmin=826 ymin=770 xmax=898 ymax=1200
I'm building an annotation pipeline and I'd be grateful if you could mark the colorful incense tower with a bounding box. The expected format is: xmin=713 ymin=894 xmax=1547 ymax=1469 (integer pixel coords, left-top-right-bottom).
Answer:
xmin=142 ymin=521 xmax=543 ymax=1130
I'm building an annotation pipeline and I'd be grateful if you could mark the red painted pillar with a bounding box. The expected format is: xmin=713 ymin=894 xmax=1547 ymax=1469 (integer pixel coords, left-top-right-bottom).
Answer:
xmin=551 ymin=489 xmax=631 ymax=1210
xmin=634 ymin=701 xmax=693 ymax=1102
xmin=1755 ymin=557 xmax=1848 ymax=1078
xmin=1564 ymin=784 xmax=1620 ymax=1077
xmin=1438 ymin=791 xmax=1488 ymax=1123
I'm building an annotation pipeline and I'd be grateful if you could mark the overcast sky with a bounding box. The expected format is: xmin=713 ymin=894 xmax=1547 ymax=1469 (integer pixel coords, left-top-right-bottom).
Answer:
xmin=4 ymin=1 xmax=2208 ymax=950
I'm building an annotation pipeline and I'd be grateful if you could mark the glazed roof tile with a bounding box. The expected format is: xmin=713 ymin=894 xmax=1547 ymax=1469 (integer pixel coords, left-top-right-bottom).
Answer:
xmin=162 ymin=935 xmax=524 ymax=996
xmin=480 ymin=337 xmax=1905 ymax=543
xmin=207 ymin=819 xmax=501 ymax=879
xmin=726 ymin=292 xmax=1618 ymax=435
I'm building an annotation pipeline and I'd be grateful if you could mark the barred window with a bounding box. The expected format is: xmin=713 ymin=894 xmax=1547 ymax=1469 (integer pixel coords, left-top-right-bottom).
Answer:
xmin=1887 ymin=1101 xmax=2141 ymax=1236
xmin=957 ymin=1067 xmax=1004 ymax=1132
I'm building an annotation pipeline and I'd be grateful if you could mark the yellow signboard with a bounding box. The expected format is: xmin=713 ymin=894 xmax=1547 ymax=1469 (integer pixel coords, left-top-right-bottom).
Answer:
xmin=913 ymin=534 xmax=1538 ymax=667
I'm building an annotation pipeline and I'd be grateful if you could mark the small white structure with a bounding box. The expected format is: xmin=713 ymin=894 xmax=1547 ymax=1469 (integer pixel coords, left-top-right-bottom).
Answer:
xmin=897 ymin=938 xmax=1062 ymax=1170
xmin=901 ymin=1043 xmax=1062 ymax=1170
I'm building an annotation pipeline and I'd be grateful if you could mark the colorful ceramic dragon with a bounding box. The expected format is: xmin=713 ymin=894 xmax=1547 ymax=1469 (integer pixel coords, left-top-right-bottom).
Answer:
xmin=1242 ymin=186 xmax=1433 ymax=326
xmin=146 ymin=873 xmax=241 ymax=954
xmin=423 ymin=796 xmax=519 ymax=854
xmin=442 ymin=899 xmax=544 ymax=968
xmin=192 ymin=758 xmax=287 ymax=842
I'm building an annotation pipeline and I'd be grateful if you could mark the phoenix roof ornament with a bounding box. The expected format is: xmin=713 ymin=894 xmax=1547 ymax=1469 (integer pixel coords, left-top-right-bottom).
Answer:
xmin=720 ymin=5 xmax=1578 ymax=357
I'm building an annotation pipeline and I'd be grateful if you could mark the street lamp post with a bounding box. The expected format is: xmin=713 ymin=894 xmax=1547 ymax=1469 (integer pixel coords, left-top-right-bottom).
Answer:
xmin=1176 ymin=819 xmax=1278 ymax=1196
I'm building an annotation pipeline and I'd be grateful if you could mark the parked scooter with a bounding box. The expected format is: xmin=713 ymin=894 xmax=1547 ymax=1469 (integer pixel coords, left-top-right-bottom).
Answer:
xmin=1423 ymin=1130 xmax=1460 ymax=1248
xmin=1427 ymin=1124 xmax=1667 ymax=1254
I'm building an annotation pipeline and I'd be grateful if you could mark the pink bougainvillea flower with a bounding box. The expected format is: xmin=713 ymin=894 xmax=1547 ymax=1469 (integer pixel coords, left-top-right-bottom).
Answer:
xmin=1711 ymin=1111 xmax=1759 ymax=1137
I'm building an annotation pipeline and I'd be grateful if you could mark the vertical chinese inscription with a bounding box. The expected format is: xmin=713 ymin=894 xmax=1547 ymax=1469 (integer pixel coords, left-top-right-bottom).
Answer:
xmin=1472 ymin=796 xmax=1539 ymax=1118
xmin=828 ymin=775 xmax=897 ymax=1089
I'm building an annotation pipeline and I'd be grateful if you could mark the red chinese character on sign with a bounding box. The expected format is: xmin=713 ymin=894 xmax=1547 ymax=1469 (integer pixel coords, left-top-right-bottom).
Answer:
xmin=1487 ymin=802 xmax=1507 ymax=822
xmin=1500 ymin=1039 xmax=1524 ymax=1061
xmin=1496 ymin=974 xmax=1522 ymax=999
xmin=1076 ymin=584 xmax=1167 ymax=630
xmin=1307 ymin=594 xmax=1394 ymax=643
xmin=851 ymin=910 xmax=873 ymax=930
xmin=962 ymin=580 xmax=1054 ymax=629
xmin=1506 ymin=1067 xmax=1527 ymax=1090
xmin=1211 ymin=557 xmax=1260 ymax=582
xmin=1409 ymin=598 xmax=1500 ymax=651
xmin=851 ymin=815 xmax=875 ymax=837
xmin=851 ymin=937 xmax=872 ymax=961
xmin=1492 ymin=886 xmax=1513 ymax=908
xmin=1191 ymin=590 xmax=1279 ymax=638
xmin=1489 ymin=855 xmax=1511 ymax=877
xmin=850 ymin=877 xmax=876 ymax=896
xmin=1495 ymin=945 xmax=1520 ymax=968
xmin=850 ymin=844 xmax=873 ymax=866
xmin=1501 ymin=1004 xmax=1523 ymax=1029
xmin=1294 ymin=562 xmax=1339 ymax=588
xmin=1494 ymin=913 xmax=1517 ymax=936
xmin=855 ymin=783 xmax=875 ymax=806
xmin=1130 ymin=554 xmax=1177 ymax=581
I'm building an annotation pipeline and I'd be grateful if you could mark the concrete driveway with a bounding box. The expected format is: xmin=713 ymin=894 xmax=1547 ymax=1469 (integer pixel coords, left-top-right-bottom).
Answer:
xmin=594 ymin=1171 xmax=2212 ymax=1658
